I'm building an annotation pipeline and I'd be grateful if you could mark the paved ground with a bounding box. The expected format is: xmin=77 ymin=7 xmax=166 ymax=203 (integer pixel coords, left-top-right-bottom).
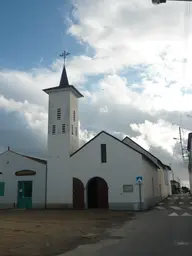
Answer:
xmin=155 ymin=193 xmax=192 ymax=215
xmin=0 ymin=209 xmax=133 ymax=256
xmin=61 ymin=194 xmax=192 ymax=256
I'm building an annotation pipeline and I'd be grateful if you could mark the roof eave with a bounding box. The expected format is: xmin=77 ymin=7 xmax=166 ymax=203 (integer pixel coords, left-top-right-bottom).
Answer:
xmin=43 ymin=86 xmax=83 ymax=98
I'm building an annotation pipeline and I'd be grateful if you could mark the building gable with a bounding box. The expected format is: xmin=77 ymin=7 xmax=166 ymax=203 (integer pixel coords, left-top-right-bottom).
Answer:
xmin=71 ymin=131 xmax=159 ymax=169
xmin=0 ymin=150 xmax=47 ymax=165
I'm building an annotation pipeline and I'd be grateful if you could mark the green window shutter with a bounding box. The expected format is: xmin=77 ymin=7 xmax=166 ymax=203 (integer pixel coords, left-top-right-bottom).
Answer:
xmin=0 ymin=182 xmax=5 ymax=196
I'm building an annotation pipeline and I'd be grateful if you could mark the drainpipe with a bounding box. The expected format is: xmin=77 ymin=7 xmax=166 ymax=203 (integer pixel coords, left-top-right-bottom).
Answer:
xmin=44 ymin=163 xmax=48 ymax=209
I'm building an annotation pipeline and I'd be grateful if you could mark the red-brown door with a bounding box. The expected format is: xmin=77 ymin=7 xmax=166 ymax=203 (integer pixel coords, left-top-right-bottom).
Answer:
xmin=73 ymin=178 xmax=84 ymax=209
xmin=97 ymin=178 xmax=108 ymax=208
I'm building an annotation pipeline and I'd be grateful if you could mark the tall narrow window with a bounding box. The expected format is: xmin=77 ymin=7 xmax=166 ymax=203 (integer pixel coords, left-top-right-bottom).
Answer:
xmin=73 ymin=110 xmax=75 ymax=122
xmin=75 ymin=127 xmax=78 ymax=136
xmin=152 ymin=178 xmax=155 ymax=196
xmin=57 ymin=108 xmax=61 ymax=120
xmin=0 ymin=182 xmax=5 ymax=197
xmin=0 ymin=172 xmax=3 ymax=182
xmin=62 ymin=124 xmax=66 ymax=134
xmin=101 ymin=144 xmax=107 ymax=163
xmin=52 ymin=125 xmax=56 ymax=135
xmin=72 ymin=125 xmax=74 ymax=135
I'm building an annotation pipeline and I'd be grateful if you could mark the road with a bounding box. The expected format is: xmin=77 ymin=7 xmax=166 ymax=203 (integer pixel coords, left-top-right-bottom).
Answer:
xmin=61 ymin=194 xmax=192 ymax=256
xmin=96 ymin=194 xmax=192 ymax=255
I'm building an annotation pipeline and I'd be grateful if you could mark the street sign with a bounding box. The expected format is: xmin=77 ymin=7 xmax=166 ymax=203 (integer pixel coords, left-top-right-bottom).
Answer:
xmin=136 ymin=176 xmax=143 ymax=184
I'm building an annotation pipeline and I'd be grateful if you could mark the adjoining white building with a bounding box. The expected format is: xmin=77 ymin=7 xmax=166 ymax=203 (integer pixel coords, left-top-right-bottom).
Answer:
xmin=187 ymin=132 xmax=192 ymax=193
xmin=0 ymin=64 xmax=171 ymax=210
xmin=0 ymin=148 xmax=47 ymax=209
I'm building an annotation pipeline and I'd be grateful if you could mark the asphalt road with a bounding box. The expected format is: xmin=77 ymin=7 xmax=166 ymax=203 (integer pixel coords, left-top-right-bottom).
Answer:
xmin=95 ymin=194 xmax=192 ymax=256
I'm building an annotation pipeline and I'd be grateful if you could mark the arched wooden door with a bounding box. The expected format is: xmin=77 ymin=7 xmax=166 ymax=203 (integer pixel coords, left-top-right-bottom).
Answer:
xmin=73 ymin=178 xmax=84 ymax=209
xmin=87 ymin=177 xmax=108 ymax=209
xmin=97 ymin=178 xmax=108 ymax=208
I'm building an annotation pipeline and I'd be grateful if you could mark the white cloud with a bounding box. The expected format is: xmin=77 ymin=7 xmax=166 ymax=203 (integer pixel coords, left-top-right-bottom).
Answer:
xmin=1 ymin=0 xmax=192 ymax=182
xmin=130 ymin=119 xmax=181 ymax=154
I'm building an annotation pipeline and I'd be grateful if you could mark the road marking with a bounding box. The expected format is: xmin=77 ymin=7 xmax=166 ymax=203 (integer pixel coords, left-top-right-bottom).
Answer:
xmin=179 ymin=202 xmax=184 ymax=205
xmin=155 ymin=206 xmax=165 ymax=210
xmin=170 ymin=206 xmax=182 ymax=210
xmin=181 ymin=212 xmax=191 ymax=216
xmin=158 ymin=202 xmax=164 ymax=205
xmin=175 ymin=241 xmax=190 ymax=246
xmin=169 ymin=212 xmax=178 ymax=216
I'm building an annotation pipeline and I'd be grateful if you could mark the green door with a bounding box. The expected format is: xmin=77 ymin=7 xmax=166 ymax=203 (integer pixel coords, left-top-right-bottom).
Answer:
xmin=17 ymin=181 xmax=33 ymax=209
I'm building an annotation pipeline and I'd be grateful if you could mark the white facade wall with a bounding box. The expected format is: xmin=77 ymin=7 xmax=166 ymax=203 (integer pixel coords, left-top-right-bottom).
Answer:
xmin=123 ymin=137 xmax=170 ymax=200
xmin=0 ymin=151 xmax=46 ymax=208
xmin=141 ymin=157 xmax=160 ymax=209
xmin=157 ymin=167 xmax=169 ymax=199
xmin=46 ymin=89 xmax=79 ymax=208
xmin=71 ymin=132 xmax=144 ymax=211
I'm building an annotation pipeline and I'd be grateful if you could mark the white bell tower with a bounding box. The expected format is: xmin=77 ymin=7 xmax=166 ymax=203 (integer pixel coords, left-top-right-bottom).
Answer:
xmin=43 ymin=54 xmax=83 ymax=208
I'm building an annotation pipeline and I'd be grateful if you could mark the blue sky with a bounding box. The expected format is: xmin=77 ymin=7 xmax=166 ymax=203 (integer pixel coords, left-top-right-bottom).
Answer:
xmin=0 ymin=0 xmax=83 ymax=69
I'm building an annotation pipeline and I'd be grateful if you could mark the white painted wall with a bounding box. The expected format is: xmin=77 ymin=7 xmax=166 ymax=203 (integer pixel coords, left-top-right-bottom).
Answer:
xmin=71 ymin=132 xmax=144 ymax=211
xmin=141 ymin=157 xmax=160 ymax=208
xmin=46 ymin=88 xmax=80 ymax=207
xmin=123 ymin=137 xmax=170 ymax=200
xmin=0 ymin=151 xmax=46 ymax=208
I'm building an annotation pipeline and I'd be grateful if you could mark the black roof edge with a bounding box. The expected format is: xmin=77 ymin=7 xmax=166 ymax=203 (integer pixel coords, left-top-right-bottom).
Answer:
xmin=122 ymin=136 xmax=168 ymax=169
xmin=71 ymin=131 xmax=160 ymax=169
xmin=3 ymin=150 xmax=47 ymax=165
xmin=43 ymin=85 xmax=84 ymax=98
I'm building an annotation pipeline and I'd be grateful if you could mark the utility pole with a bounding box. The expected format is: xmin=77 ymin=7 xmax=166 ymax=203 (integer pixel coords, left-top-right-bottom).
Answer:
xmin=179 ymin=126 xmax=185 ymax=161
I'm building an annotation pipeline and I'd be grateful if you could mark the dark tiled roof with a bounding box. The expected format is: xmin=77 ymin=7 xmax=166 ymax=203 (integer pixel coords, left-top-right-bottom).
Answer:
xmin=71 ymin=130 xmax=160 ymax=169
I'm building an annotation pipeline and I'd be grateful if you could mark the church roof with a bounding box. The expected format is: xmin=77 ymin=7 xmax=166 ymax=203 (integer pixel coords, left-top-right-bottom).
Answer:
xmin=43 ymin=65 xmax=83 ymax=98
xmin=122 ymin=136 xmax=171 ymax=170
xmin=0 ymin=148 xmax=47 ymax=165
xmin=59 ymin=65 xmax=69 ymax=87
xmin=71 ymin=131 xmax=160 ymax=169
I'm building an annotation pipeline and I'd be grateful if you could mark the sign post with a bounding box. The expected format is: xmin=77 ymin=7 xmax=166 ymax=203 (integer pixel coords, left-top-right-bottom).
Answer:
xmin=136 ymin=176 xmax=143 ymax=211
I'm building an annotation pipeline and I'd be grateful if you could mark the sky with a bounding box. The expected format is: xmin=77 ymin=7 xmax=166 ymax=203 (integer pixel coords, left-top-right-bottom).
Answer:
xmin=0 ymin=0 xmax=192 ymax=186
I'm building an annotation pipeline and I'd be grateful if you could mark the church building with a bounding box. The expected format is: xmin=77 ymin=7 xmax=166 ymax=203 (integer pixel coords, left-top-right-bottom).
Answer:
xmin=0 ymin=62 xmax=172 ymax=211
xmin=43 ymin=63 xmax=171 ymax=211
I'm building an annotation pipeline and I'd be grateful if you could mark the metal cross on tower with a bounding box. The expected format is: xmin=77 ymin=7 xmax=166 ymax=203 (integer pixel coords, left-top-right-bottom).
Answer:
xmin=60 ymin=50 xmax=70 ymax=66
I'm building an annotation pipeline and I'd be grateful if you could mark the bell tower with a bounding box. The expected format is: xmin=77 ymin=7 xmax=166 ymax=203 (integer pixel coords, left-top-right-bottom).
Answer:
xmin=43 ymin=51 xmax=83 ymax=208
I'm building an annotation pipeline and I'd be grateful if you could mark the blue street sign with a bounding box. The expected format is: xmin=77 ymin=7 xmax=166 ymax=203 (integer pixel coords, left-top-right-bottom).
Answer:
xmin=136 ymin=176 xmax=143 ymax=184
